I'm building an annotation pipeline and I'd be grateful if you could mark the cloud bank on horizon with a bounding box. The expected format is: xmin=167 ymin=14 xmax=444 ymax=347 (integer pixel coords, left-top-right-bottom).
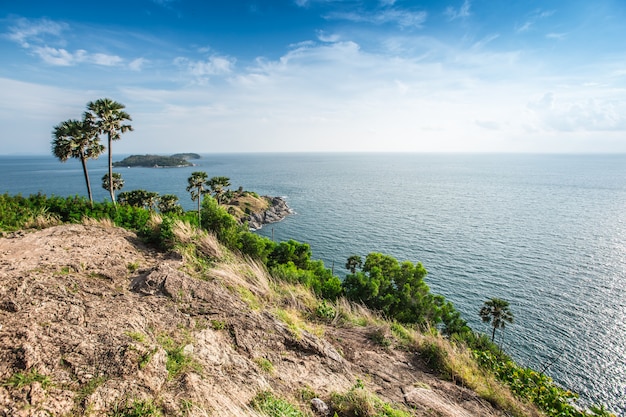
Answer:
xmin=1 ymin=0 xmax=625 ymax=154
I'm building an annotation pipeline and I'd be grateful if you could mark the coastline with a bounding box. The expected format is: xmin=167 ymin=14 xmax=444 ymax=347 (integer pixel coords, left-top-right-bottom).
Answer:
xmin=246 ymin=196 xmax=293 ymax=230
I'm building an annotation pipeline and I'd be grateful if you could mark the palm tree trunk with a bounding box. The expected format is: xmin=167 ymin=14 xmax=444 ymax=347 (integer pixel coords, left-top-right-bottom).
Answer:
xmin=80 ymin=156 xmax=94 ymax=207
xmin=108 ymin=132 xmax=115 ymax=205
xmin=197 ymin=187 xmax=201 ymax=225
xmin=491 ymin=325 xmax=497 ymax=342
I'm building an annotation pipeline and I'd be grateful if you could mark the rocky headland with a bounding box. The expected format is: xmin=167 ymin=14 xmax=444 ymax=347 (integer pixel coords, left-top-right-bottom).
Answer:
xmin=0 ymin=222 xmax=516 ymax=417
xmin=245 ymin=197 xmax=293 ymax=230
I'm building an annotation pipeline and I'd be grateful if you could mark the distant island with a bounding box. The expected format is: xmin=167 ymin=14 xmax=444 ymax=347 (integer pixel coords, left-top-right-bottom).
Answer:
xmin=113 ymin=154 xmax=200 ymax=168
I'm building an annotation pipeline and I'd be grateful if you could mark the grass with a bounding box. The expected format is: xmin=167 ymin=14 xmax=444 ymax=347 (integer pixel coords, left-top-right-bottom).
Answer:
xmin=3 ymin=370 xmax=53 ymax=389
xmin=157 ymin=334 xmax=201 ymax=379
xmin=415 ymin=332 xmax=537 ymax=417
xmin=110 ymin=398 xmax=163 ymax=417
xmin=330 ymin=383 xmax=412 ymax=417
xmin=250 ymin=391 xmax=304 ymax=417
xmin=254 ymin=357 xmax=275 ymax=374
xmin=125 ymin=331 xmax=147 ymax=343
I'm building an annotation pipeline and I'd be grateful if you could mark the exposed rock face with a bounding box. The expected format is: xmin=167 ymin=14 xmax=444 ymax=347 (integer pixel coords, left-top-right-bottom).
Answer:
xmin=246 ymin=196 xmax=293 ymax=230
xmin=0 ymin=224 xmax=509 ymax=417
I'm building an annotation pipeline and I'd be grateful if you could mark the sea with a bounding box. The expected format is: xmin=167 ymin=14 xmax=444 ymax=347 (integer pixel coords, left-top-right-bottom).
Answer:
xmin=1 ymin=153 xmax=625 ymax=415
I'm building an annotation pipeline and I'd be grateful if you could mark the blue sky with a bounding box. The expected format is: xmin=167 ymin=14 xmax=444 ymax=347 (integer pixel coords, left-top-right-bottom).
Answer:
xmin=1 ymin=0 xmax=625 ymax=154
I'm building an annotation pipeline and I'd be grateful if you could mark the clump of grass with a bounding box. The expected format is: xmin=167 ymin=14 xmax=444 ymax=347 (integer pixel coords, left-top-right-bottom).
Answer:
xmin=368 ymin=326 xmax=392 ymax=348
xmin=127 ymin=262 xmax=140 ymax=273
xmin=415 ymin=332 xmax=535 ymax=417
xmin=330 ymin=382 xmax=412 ymax=417
xmin=139 ymin=348 xmax=158 ymax=370
xmin=157 ymin=334 xmax=201 ymax=379
xmin=250 ymin=391 xmax=304 ymax=417
xmin=3 ymin=369 xmax=53 ymax=389
xmin=110 ymin=398 xmax=163 ymax=417
xmin=274 ymin=308 xmax=305 ymax=339
xmin=254 ymin=357 xmax=274 ymax=374
xmin=236 ymin=286 xmax=262 ymax=310
xmin=210 ymin=319 xmax=226 ymax=330
xmin=125 ymin=331 xmax=147 ymax=343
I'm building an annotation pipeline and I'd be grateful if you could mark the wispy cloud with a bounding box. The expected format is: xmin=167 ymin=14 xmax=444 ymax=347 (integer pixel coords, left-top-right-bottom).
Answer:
xmin=129 ymin=57 xmax=148 ymax=71
xmin=546 ymin=32 xmax=566 ymax=40
xmin=326 ymin=8 xmax=427 ymax=28
xmin=29 ymin=46 xmax=122 ymax=67
xmin=6 ymin=18 xmax=66 ymax=48
xmin=516 ymin=9 xmax=555 ymax=33
xmin=445 ymin=0 xmax=471 ymax=21
xmin=6 ymin=17 xmax=124 ymax=67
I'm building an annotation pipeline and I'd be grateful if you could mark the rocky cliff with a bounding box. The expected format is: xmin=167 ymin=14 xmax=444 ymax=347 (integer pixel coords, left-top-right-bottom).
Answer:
xmin=0 ymin=222 xmax=517 ymax=417
xmin=246 ymin=197 xmax=293 ymax=230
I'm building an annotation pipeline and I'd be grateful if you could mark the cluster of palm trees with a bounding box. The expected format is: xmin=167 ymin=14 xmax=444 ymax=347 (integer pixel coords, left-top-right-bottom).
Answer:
xmin=186 ymin=172 xmax=231 ymax=223
xmin=51 ymin=98 xmax=132 ymax=206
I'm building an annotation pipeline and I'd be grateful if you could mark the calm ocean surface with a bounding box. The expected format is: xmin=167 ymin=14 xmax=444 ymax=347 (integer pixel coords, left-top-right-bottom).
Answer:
xmin=1 ymin=153 xmax=625 ymax=414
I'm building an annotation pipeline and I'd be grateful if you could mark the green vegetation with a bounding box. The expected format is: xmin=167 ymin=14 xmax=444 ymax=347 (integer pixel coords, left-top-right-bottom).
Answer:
xmin=170 ymin=153 xmax=201 ymax=160
xmin=479 ymin=297 xmax=514 ymax=342
xmin=86 ymin=98 xmax=133 ymax=204
xmin=110 ymin=398 xmax=163 ymax=417
xmin=51 ymin=115 xmax=104 ymax=206
xmin=254 ymin=357 xmax=275 ymax=374
xmin=3 ymin=370 xmax=53 ymax=389
xmin=250 ymin=391 xmax=304 ymax=417
xmin=157 ymin=333 xmax=201 ymax=379
xmin=186 ymin=171 xmax=209 ymax=224
xmin=113 ymin=154 xmax=193 ymax=167
xmin=330 ymin=382 xmax=412 ymax=417
xmin=0 ymin=184 xmax=616 ymax=417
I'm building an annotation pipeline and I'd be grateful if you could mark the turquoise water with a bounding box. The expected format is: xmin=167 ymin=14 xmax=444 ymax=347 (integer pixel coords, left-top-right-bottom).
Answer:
xmin=1 ymin=153 xmax=625 ymax=414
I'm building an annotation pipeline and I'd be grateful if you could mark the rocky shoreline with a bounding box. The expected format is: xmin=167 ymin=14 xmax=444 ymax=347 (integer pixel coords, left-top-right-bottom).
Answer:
xmin=246 ymin=196 xmax=293 ymax=230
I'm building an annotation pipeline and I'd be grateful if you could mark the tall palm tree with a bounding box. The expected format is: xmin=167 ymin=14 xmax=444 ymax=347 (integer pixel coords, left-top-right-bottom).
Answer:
xmin=187 ymin=171 xmax=209 ymax=224
xmin=86 ymin=98 xmax=133 ymax=204
xmin=479 ymin=297 xmax=514 ymax=343
xmin=51 ymin=116 xmax=104 ymax=206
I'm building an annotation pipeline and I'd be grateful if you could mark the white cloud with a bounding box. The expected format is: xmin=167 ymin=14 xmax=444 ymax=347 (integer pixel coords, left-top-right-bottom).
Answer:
xmin=129 ymin=58 xmax=148 ymax=71
xmin=174 ymin=55 xmax=235 ymax=83
xmin=7 ymin=17 xmax=124 ymax=67
xmin=528 ymin=92 xmax=626 ymax=132
xmin=326 ymin=9 xmax=427 ymax=28
xmin=445 ymin=0 xmax=471 ymax=21
xmin=6 ymin=18 xmax=66 ymax=48
xmin=317 ymin=31 xmax=341 ymax=43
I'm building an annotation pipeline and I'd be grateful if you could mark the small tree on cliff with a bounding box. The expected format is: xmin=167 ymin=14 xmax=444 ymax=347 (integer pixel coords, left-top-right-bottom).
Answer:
xmin=187 ymin=171 xmax=209 ymax=224
xmin=101 ymin=172 xmax=125 ymax=201
xmin=479 ymin=297 xmax=514 ymax=343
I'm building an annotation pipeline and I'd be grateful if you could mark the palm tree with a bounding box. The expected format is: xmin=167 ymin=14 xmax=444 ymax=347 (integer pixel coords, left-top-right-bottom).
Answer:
xmin=158 ymin=194 xmax=183 ymax=215
xmin=101 ymin=172 xmax=125 ymax=201
xmin=187 ymin=171 xmax=209 ymax=224
xmin=86 ymin=98 xmax=133 ymax=204
xmin=208 ymin=176 xmax=231 ymax=204
xmin=479 ymin=298 xmax=514 ymax=343
xmin=51 ymin=115 xmax=104 ymax=206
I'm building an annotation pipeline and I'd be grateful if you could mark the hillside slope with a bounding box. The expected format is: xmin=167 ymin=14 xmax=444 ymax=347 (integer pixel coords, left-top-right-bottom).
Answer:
xmin=0 ymin=223 xmax=515 ymax=416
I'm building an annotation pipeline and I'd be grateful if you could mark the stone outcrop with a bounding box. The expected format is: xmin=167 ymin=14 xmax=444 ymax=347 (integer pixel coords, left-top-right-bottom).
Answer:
xmin=246 ymin=196 xmax=293 ymax=230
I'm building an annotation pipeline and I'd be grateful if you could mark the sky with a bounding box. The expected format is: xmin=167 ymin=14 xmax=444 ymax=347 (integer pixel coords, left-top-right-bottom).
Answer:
xmin=1 ymin=0 xmax=626 ymax=154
